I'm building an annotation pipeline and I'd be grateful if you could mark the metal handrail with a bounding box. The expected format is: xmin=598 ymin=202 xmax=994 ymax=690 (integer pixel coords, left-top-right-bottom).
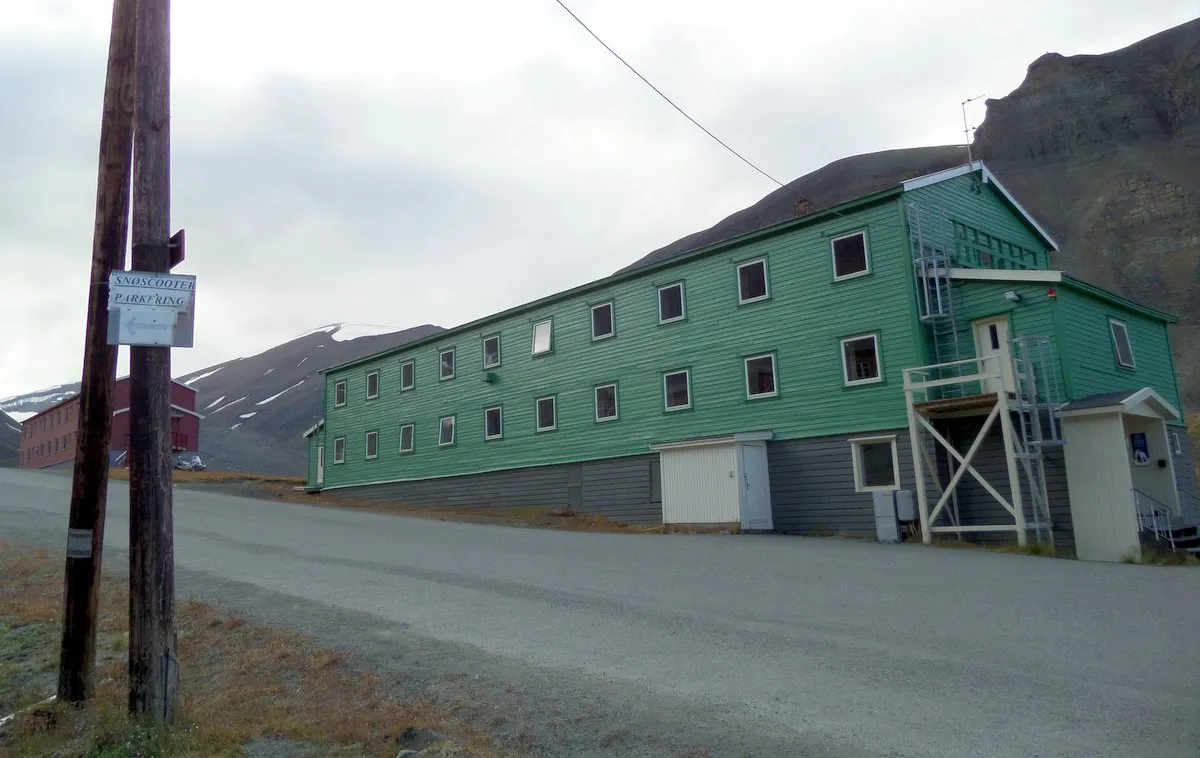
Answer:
xmin=1132 ymin=489 xmax=1175 ymax=550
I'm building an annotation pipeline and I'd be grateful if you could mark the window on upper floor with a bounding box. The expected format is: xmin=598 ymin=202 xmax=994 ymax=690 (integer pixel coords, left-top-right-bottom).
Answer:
xmin=365 ymin=430 xmax=379 ymax=459
xmin=663 ymin=370 xmax=691 ymax=411
xmin=399 ymin=423 xmax=415 ymax=453
xmin=400 ymin=360 xmax=415 ymax=390
xmin=658 ymin=283 xmax=685 ymax=323
xmin=365 ymin=371 xmax=380 ymax=400
xmin=439 ymin=415 xmax=456 ymax=446
xmin=485 ymin=406 xmax=503 ymax=440
xmin=536 ymin=396 xmax=557 ymax=432
xmin=841 ymin=333 xmax=882 ymax=385
xmin=832 ymin=231 xmax=870 ymax=280
xmin=334 ymin=380 xmax=347 ymax=407
xmin=850 ymin=435 xmax=899 ymax=492
xmin=483 ymin=335 xmax=501 ymax=369
xmin=594 ymin=383 xmax=619 ymax=422
xmin=333 ymin=437 xmax=345 ymax=463
xmin=591 ymin=302 xmax=614 ymax=341
xmin=744 ymin=354 xmax=778 ymax=398
xmin=1109 ymin=319 xmax=1135 ymax=369
xmin=1171 ymin=431 xmax=1182 ymax=457
xmin=532 ymin=319 xmax=553 ymax=356
xmin=439 ymin=349 xmax=456 ymax=380
xmin=737 ymin=259 xmax=769 ymax=304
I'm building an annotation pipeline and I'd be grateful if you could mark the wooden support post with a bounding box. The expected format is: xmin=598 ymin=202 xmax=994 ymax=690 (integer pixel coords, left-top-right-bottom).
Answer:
xmin=905 ymin=387 xmax=932 ymax=545
xmin=998 ymin=394 xmax=1028 ymax=547
xmin=57 ymin=0 xmax=137 ymax=705
xmin=128 ymin=0 xmax=178 ymax=722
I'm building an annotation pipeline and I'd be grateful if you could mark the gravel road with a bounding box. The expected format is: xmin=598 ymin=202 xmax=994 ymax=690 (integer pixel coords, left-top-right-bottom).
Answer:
xmin=2 ymin=468 xmax=1198 ymax=757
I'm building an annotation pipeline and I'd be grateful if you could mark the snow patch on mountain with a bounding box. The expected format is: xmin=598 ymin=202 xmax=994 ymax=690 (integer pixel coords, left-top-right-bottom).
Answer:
xmin=230 ymin=423 xmax=242 ymax=430
xmin=211 ymin=396 xmax=246 ymax=414
xmin=183 ymin=366 xmax=224 ymax=386
xmin=204 ymin=395 xmax=227 ymax=411
xmin=8 ymin=411 xmax=36 ymax=423
xmin=332 ymin=323 xmax=398 ymax=342
xmin=263 ymin=368 xmax=274 ymax=376
xmin=256 ymin=381 xmax=304 ymax=406
xmin=239 ymin=412 xmax=258 ymax=419
xmin=297 ymin=357 xmax=309 ymax=368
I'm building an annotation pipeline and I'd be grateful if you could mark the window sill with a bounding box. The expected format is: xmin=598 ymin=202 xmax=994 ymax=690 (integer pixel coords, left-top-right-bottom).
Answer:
xmin=658 ymin=316 xmax=686 ymax=326
xmin=746 ymin=392 xmax=779 ymax=401
xmin=833 ymin=270 xmax=872 ymax=283
xmin=737 ymin=295 xmax=771 ymax=307
xmin=844 ymin=377 xmax=884 ymax=388
xmin=591 ymin=333 xmax=615 ymax=342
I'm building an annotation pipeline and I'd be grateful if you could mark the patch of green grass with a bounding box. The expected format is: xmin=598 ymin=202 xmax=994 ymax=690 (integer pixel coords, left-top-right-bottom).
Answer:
xmin=1124 ymin=546 xmax=1200 ymax=566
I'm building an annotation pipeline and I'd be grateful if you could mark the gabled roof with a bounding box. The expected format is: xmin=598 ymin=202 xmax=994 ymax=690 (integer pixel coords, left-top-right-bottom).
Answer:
xmin=943 ymin=269 xmax=1178 ymax=323
xmin=1059 ymin=387 xmax=1180 ymax=421
xmin=901 ymin=161 xmax=1060 ymax=251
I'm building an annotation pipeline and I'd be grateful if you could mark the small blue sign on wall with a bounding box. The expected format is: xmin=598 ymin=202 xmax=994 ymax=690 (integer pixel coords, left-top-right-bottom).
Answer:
xmin=1130 ymin=432 xmax=1150 ymax=466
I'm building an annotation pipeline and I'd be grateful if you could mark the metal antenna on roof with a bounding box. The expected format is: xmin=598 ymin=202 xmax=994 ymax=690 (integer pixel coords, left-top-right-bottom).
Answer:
xmin=961 ymin=95 xmax=985 ymax=165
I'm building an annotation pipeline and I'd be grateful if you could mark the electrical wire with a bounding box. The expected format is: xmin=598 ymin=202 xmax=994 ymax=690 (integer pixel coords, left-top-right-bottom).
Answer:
xmin=551 ymin=0 xmax=844 ymax=217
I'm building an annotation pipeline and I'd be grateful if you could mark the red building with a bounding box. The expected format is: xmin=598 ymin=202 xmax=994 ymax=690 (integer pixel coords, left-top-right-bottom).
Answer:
xmin=19 ymin=378 xmax=202 ymax=469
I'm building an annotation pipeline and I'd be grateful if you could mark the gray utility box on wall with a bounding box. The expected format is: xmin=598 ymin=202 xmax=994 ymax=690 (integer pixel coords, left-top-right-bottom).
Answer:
xmin=873 ymin=490 xmax=917 ymax=543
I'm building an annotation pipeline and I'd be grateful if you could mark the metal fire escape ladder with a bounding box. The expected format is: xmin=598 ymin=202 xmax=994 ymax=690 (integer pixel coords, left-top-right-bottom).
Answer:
xmin=908 ymin=202 xmax=963 ymax=397
xmin=1011 ymin=336 xmax=1064 ymax=546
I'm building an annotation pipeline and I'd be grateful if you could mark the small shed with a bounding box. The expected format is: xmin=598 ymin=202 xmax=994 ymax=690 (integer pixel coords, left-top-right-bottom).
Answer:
xmin=1058 ymin=388 xmax=1181 ymax=562
xmin=649 ymin=431 xmax=774 ymax=531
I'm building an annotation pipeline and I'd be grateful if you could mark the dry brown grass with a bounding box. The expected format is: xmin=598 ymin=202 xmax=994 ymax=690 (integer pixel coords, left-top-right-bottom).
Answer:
xmin=107 ymin=468 xmax=306 ymax=487
xmin=1188 ymin=413 xmax=1199 ymax=483
xmin=0 ymin=541 xmax=503 ymax=757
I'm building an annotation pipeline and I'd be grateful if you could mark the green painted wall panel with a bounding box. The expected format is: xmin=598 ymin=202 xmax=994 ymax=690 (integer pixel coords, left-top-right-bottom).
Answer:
xmin=906 ymin=175 xmax=1051 ymax=269
xmin=1058 ymin=287 xmax=1184 ymax=417
xmin=318 ymin=200 xmax=923 ymax=488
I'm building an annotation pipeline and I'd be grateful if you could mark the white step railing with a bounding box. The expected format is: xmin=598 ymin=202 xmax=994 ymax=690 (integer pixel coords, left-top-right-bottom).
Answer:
xmin=1133 ymin=489 xmax=1175 ymax=550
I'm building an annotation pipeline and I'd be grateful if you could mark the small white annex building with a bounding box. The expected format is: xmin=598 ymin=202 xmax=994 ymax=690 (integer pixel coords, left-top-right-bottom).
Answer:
xmin=1058 ymin=388 xmax=1182 ymax=562
xmin=650 ymin=432 xmax=774 ymax=531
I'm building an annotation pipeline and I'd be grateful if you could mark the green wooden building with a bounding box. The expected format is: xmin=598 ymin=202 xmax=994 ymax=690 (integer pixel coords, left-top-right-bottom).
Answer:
xmin=303 ymin=161 xmax=1197 ymax=562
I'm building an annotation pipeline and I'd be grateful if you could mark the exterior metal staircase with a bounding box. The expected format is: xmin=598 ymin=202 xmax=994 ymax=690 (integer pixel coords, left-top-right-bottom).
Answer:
xmin=907 ymin=200 xmax=1063 ymax=546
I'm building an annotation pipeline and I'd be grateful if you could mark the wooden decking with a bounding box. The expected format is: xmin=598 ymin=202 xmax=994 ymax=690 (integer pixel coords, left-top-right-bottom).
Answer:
xmin=912 ymin=392 xmax=1001 ymax=416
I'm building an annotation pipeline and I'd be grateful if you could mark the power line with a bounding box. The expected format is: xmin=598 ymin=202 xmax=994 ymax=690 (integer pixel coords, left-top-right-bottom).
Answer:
xmin=551 ymin=0 xmax=842 ymax=217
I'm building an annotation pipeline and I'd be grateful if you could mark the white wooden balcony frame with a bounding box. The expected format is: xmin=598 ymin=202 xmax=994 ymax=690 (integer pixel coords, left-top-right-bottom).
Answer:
xmin=903 ymin=355 xmax=1029 ymax=546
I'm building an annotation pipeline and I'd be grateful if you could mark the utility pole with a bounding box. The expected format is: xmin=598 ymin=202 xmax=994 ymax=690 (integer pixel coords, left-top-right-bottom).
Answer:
xmin=128 ymin=0 xmax=179 ymax=722
xmin=57 ymin=0 xmax=137 ymax=705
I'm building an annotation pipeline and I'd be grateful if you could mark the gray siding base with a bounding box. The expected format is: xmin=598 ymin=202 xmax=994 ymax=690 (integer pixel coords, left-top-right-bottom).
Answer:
xmin=331 ymin=454 xmax=663 ymax=525
xmin=768 ymin=430 xmax=919 ymax=539
xmin=1170 ymin=426 xmax=1199 ymax=525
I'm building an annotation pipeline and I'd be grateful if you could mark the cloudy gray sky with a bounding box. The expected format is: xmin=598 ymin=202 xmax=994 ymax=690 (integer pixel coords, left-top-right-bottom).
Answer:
xmin=1 ymin=0 xmax=1195 ymax=399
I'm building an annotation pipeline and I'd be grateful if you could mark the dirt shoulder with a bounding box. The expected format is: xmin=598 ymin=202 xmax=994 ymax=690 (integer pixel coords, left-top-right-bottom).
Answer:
xmin=0 ymin=541 xmax=508 ymax=757
xmin=113 ymin=469 xmax=730 ymax=535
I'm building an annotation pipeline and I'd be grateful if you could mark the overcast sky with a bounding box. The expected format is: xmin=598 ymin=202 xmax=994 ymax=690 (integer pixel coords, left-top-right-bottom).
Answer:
xmin=0 ymin=1 xmax=1195 ymax=399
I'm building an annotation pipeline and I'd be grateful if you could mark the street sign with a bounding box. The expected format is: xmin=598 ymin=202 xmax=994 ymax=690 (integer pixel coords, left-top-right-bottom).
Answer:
xmin=107 ymin=270 xmax=196 ymax=347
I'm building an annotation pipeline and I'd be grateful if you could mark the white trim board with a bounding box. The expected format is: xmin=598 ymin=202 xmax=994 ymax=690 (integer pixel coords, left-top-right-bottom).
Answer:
xmin=900 ymin=161 xmax=1060 ymax=251
xmin=944 ymin=268 xmax=1062 ymax=283
xmin=1059 ymin=387 xmax=1180 ymax=422
xmin=302 ymin=419 xmax=325 ymax=438
xmin=649 ymin=430 xmax=774 ymax=452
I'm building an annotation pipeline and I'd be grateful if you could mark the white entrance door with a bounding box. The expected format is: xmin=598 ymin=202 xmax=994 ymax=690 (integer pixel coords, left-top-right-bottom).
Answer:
xmin=738 ymin=442 xmax=773 ymax=531
xmin=316 ymin=444 xmax=325 ymax=485
xmin=973 ymin=317 xmax=1015 ymax=394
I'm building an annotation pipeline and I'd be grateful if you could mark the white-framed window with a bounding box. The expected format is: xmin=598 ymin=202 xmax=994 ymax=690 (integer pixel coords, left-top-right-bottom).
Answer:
xmin=737 ymin=258 xmax=769 ymax=304
xmin=849 ymin=435 xmax=899 ymax=492
xmin=400 ymin=360 xmax=415 ymax=391
xmin=831 ymin=231 xmax=870 ymax=280
xmin=365 ymin=430 xmax=379 ymax=459
xmin=438 ymin=415 xmax=456 ymax=446
xmin=532 ymin=319 xmax=553 ymax=355
xmin=439 ymin=348 xmax=455 ymax=380
xmin=594 ymin=383 xmax=619 ymax=422
xmin=399 ymin=423 xmax=415 ymax=453
xmin=1172 ymin=431 xmax=1182 ymax=456
xmin=485 ymin=406 xmax=503 ymax=440
xmin=744 ymin=354 xmax=777 ymax=398
xmin=841 ymin=333 xmax=882 ymax=386
xmin=536 ymin=396 xmax=557 ymax=432
xmin=334 ymin=380 xmax=347 ymax=407
xmin=333 ymin=436 xmax=346 ymax=464
xmin=365 ymin=371 xmax=380 ymax=400
xmin=591 ymin=302 xmax=614 ymax=341
xmin=483 ymin=335 xmax=501 ymax=369
xmin=1109 ymin=319 xmax=1136 ymax=369
xmin=658 ymin=283 xmax=685 ymax=324
xmin=663 ymin=370 xmax=691 ymax=411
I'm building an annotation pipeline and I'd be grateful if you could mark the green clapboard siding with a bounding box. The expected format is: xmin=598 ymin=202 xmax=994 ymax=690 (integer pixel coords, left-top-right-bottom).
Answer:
xmin=1058 ymin=286 xmax=1184 ymax=415
xmin=906 ymin=175 xmax=1052 ymax=269
xmin=928 ymin=280 xmax=1067 ymax=399
xmin=319 ymin=199 xmax=923 ymax=488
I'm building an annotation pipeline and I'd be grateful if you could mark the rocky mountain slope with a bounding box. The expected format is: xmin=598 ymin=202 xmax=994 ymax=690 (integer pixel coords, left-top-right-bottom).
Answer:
xmin=625 ymin=17 xmax=1200 ymax=407
xmin=0 ymin=410 xmax=20 ymax=467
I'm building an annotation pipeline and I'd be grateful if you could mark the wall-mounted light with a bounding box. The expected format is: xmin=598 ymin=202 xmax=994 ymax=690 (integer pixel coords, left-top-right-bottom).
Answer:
xmin=1003 ymin=290 xmax=1021 ymax=303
